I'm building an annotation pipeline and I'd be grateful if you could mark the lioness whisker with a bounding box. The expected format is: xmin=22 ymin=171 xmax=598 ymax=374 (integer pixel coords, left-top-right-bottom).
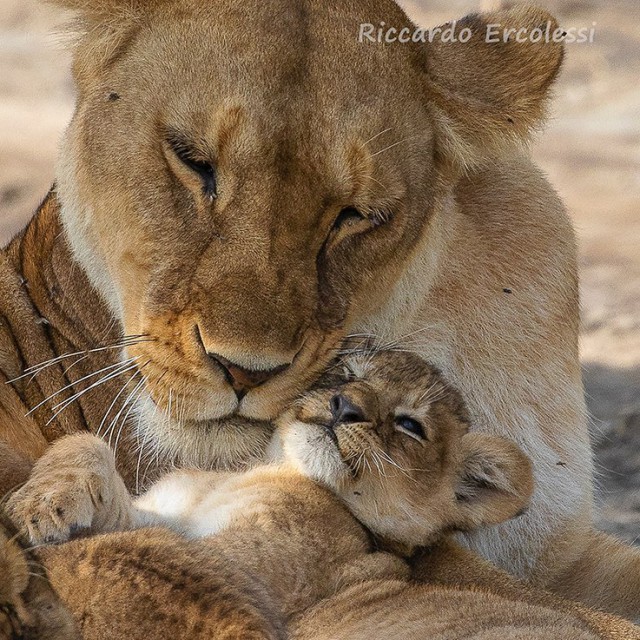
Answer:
xmin=26 ymin=572 xmax=48 ymax=582
xmin=102 ymin=376 xmax=141 ymax=447
xmin=0 ymin=480 xmax=28 ymax=507
xmin=26 ymin=558 xmax=47 ymax=571
xmin=96 ymin=368 xmax=144 ymax=439
xmin=26 ymin=357 xmax=140 ymax=416
xmin=141 ymin=395 xmax=164 ymax=490
xmin=111 ymin=371 xmax=150 ymax=457
xmin=60 ymin=353 xmax=91 ymax=377
xmin=344 ymin=331 xmax=378 ymax=340
xmin=23 ymin=334 xmax=149 ymax=373
xmin=44 ymin=360 xmax=143 ymax=426
xmin=103 ymin=363 xmax=150 ymax=448
xmin=135 ymin=410 xmax=154 ymax=494
xmin=360 ymin=127 xmax=393 ymax=148
xmin=370 ymin=134 xmax=428 ymax=158
xmin=178 ymin=391 xmax=187 ymax=427
xmin=369 ymin=330 xmax=433 ymax=355
xmin=7 ymin=335 xmax=153 ymax=384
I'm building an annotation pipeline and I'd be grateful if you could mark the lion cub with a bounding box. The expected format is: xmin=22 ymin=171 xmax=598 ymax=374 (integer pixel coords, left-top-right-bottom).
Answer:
xmin=0 ymin=510 xmax=79 ymax=640
xmin=8 ymin=352 xmax=615 ymax=639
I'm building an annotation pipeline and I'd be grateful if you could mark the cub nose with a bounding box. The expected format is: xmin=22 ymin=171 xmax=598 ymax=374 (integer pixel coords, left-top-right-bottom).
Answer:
xmin=329 ymin=394 xmax=366 ymax=426
xmin=208 ymin=353 xmax=289 ymax=400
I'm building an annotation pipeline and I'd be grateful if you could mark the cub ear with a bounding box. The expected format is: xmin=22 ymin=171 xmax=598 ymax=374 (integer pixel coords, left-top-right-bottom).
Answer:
xmin=453 ymin=433 xmax=534 ymax=530
xmin=423 ymin=6 xmax=565 ymax=171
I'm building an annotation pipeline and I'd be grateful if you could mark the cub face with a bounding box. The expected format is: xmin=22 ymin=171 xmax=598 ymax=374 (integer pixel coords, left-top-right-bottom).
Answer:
xmin=278 ymin=350 xmax=534 ymax=549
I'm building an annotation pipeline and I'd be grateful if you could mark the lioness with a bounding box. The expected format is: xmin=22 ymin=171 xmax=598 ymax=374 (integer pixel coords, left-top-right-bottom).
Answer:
xmin=9 ymin=351 xmax=635 ymax=639
xmin=1 ymin=0 xmax=638 ymax=618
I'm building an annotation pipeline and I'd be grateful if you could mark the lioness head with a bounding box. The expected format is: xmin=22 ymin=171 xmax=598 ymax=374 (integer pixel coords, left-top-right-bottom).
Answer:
xmin=51 ymin=0 xmax=563 ymax=460
xmin=277 ymin=350 xmax=533 ymax=550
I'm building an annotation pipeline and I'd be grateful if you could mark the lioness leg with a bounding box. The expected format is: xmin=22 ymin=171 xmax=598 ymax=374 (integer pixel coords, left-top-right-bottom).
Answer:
xmin=548 ymin=531 xmax=640 ymax=623
xmin=413 ymin=539 xmax=640 ymax=638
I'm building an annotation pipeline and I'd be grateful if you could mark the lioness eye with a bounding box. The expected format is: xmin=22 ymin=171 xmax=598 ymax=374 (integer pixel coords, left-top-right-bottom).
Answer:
xmin=178 ymin=152 xmax=217 ymax=198
xmin=169 ymin=138 xmax=217 ymax=199
xmin=333 ymin=207 xmax=365 ymax=230
xmin=395 ymin=416 xmax=425 ymax=442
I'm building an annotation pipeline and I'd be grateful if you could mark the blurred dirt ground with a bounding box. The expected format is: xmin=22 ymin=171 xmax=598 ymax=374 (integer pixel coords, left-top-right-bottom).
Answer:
xmin=1 ymin=1 xmax=639 ymax=539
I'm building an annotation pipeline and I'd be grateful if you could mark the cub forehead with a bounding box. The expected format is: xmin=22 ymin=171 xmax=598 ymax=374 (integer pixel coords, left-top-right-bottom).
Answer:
xmin=340 ymin=350 xmax=470 ymax=425
xmin=343 ymin=351 xmax=445 ymax=393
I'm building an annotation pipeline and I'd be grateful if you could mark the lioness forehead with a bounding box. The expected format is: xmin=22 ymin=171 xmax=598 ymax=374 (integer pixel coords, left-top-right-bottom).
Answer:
xmin=99 ymin=0 xmax=432 ymax=158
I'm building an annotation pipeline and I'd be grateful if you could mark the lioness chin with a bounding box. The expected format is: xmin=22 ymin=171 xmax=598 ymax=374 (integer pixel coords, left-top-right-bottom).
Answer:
xmin=8 ymin=352 xmax=636 ymax=639
xmin=2 ymin=0 xmax=640 ymax=619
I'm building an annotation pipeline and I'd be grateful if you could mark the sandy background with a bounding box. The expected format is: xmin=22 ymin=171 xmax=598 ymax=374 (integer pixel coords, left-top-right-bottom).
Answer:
xmin=1 ymin=1 xmax=639 ymax=540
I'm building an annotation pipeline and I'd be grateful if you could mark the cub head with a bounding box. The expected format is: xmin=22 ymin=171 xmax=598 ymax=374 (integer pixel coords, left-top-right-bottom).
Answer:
xmin=277 ymin=350 xmax=534 ymax=551
xmin=51 ymin=0 xmax=564 ymax=462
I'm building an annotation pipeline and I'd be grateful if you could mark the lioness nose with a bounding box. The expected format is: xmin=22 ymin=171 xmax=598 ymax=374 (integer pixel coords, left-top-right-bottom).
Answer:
xmin=208 ymin=353 xmax=289 ymax=400
xmin=330 ymin=394 xmax=366 ymax=426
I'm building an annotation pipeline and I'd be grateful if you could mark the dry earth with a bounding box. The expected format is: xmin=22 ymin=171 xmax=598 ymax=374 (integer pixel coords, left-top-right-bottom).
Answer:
xmin=1 ymin=0 xmax=639 ymax=539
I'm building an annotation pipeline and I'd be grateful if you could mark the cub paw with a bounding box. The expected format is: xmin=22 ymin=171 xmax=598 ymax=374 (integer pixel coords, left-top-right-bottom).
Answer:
xmin=7 ymin=434 xmax=130 ymax=545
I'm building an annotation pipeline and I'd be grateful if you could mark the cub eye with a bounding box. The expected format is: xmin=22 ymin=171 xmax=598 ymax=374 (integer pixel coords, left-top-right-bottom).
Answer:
xmin=395 ymin=416 xmax=425 ymax=442
xmin=333 ymin=207 xmax=366 ymax=230
xmin=169 ymin=139 xmax=217 ymax=199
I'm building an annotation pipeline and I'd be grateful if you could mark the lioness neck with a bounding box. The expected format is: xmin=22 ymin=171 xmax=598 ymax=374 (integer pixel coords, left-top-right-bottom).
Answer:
xmin=360 ymin=156 xmax=591 ymax=582
xmin=1 ymin=192 xmax=142 ymax=478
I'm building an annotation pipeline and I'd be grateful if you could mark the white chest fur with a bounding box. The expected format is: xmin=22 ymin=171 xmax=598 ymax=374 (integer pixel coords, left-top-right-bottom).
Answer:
xmin=133 ymin=469 xmax=267 ymax=539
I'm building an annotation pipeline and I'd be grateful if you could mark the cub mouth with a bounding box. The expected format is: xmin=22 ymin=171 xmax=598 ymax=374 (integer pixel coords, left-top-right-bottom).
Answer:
xmin=279 ymin=382 xmax=374 ymax=484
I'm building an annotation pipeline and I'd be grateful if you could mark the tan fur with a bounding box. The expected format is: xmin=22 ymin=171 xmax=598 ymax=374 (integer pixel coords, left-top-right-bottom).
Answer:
xmin=0 ymin=511 xmax=79 ymax=640
xmin=36 ymin=468 xmax=385 ymax=640
xmin=410 ymin=540 xmax=640 ymax=640
xmin=1 ymin=0 xmax=640 ymax=618
xmin=7 ymin=352 xmax=636 ymax=639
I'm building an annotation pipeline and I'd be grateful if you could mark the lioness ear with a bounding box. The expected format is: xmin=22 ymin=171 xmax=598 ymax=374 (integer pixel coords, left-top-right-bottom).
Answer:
xmin=46 ymin=0 xmax=148 ymax=82
xmin=453 ymin=433 xmax=533 ymax=530
xmin=424 ymin=6 xmax=565 ymax=171
xmin=46 ymin=0 xmax=153 ymax=23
